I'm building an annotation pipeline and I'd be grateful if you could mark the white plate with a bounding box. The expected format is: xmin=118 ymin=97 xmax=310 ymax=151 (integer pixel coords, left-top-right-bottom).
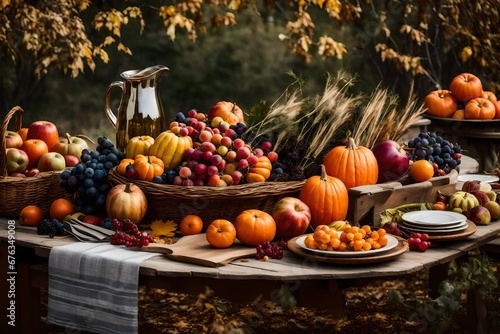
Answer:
xmin=402 ymin=223 xmax=468 ymax=234
xmin=402 ymin=219 xmax=468 ymax=231
xmin=402 ymin=210 xmax=467 ymax=227
xmin=295 ymin=233 xmax=399 ymax=258
xmin=457 ymin=174 xmax=499 ymax=183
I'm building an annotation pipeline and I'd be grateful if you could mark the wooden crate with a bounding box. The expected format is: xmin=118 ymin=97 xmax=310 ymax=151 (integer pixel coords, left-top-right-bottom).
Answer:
xmin=347 ymin=170 xmax=458 ymax=227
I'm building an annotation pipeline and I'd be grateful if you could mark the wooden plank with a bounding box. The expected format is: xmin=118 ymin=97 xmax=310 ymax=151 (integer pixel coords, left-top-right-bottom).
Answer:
xmin=347 ymin=170 xmax=458 ymax=226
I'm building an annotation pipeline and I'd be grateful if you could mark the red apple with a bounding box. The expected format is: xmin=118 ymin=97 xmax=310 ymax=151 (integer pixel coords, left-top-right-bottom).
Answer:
xmin=37 ymin=152 xmax=66 ymax=172
xmin=5 ymin=130 xmax=23 ymax=148
xmin=5 ymin=148 xmax=29 ymax=173
xmin=64 ymin=154 xmax=80 ymax=167
xmin=26 ymin=120 xmax=59 ymax=151
xmin=271 ymin=197 xmax=311 ymax=239
xmin=372 ymin=140 xmax=410 ymax=183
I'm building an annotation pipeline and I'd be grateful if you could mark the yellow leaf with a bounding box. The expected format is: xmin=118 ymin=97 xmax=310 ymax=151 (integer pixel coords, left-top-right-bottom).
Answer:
xmin=460 ymin=46 xmax=472 ymax=63
xmin=149 ymin=219 xmax=177 ymax=238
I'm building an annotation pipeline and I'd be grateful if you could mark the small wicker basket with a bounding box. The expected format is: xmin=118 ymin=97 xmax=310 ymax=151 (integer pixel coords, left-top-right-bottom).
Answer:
xmin=0 ymin=106 xmax=73 ymax=217
xmin=107 ymin=168 xmax=305 ymax=226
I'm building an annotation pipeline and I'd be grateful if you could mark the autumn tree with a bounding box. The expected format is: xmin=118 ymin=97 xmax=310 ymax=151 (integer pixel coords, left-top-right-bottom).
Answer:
xmin=1 ymin=0 xmax=499 ymax=112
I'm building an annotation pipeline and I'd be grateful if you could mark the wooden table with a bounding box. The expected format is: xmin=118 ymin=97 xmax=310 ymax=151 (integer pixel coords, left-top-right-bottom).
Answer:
xmin=1 ymin=218 xmax=500 ymax=334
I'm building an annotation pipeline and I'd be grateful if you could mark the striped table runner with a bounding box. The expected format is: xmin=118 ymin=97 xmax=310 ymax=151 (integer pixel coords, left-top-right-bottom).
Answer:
xmin=47 ymin=243 xmax=160 ymax=334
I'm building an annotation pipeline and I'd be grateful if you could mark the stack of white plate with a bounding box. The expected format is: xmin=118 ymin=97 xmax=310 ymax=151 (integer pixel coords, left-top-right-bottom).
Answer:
xmin=401 ymin=210 xmax=469 ymax=235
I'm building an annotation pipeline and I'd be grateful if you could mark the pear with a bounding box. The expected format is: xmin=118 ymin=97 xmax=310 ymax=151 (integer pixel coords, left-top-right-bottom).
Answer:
xmin=63 ymin=212 xmax=86 ymax=222
xmin=485 ymin=190 xmax=498 ymax=202
xmin=483 ymin=201 xmax=500 ymax=221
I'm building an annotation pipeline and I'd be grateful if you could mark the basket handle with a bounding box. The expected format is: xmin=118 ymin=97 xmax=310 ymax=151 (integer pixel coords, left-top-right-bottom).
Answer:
xmin=1 ymin=106 xmax=24 ymax=177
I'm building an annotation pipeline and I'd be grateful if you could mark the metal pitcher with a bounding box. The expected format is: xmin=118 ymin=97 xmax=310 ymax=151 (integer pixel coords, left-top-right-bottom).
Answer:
xmin=104 ymin=65 xmax=169 ymax=151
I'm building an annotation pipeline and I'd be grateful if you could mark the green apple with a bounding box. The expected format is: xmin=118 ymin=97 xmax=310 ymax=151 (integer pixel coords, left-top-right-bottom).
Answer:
xmin=5 ymin=148 xmax=29 ymax=173
xmin=5 ymin=131 xmax=23 ymax=149
xmin=37 ymin=152 xmax=66 ymax=172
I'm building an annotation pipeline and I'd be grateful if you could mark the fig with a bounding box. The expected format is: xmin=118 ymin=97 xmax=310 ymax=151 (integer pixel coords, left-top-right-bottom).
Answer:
xmin=382 ymin=222 xmax=403 ymax=237
xmin=470 ymin=190 xmax=491 ymax=206
xmin=462 ymin=180 xmax=480 ymax=192
xmin=467 ymin=205 xmax=491 ymax=225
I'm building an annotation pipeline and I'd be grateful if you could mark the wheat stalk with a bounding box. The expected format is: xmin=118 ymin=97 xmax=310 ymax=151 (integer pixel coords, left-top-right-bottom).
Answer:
xmin=352 ymin=82 xmax=426 ymax=149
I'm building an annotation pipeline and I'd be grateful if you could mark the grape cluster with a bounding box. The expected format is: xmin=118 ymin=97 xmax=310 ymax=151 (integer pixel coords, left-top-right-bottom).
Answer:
xmin=110 ymin=218 xmax=154 ymax=247
xmin=255 ymin=240 xmax=288 ymax=260
xmin=60 ymin=137 xmax=125 ymax=215
xmin=407 ymin=232 xmax=431 ymax=252
xmin=408 ymin=132 xmax=462 ymax=176
xmin=37 ymin=218 xmax=65 ymax=238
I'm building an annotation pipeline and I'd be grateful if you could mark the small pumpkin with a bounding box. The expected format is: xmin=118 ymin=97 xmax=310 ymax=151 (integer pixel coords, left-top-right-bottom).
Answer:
xmin=133 ymin=154 xmax=164 ymax=182
xmin=246 ymin=156 xmax=272 ymax=183
xmin=106 ymin=183 xmax=148 ymax=223
xmin=149 ymin=130 xmax=193 ymax=170
xmin=125 ymin=135 xmax=155 ymax=159
xmin=448 ymin=191 xmax=480 ymax=211
xmin=117 ymin=158 xmax=134 ymax=176
xmin=206 ymin=219 xmax=236 ymax=248
xmin=234 ymin=209 xmax=276 ymax=247
xmin=449 ymin=72 xmax=483 ymax=102
xmin=299 ymin=165 xmax=348 ymax=228
xmin=207 ymin=101 xmax=245 ymax=125
xmin=464 ymin=97 xmax=496 ymax=120
xmin=424 ymin=90 xmax=457 ymax=118
xmin=323 ymin=137 xmax=378 ymax=189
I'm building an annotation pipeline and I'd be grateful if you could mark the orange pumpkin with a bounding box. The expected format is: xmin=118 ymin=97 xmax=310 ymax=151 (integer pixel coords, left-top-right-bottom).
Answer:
xmin=117 ymin=158 xmax=134 ymax=176
xmin=299 ymin=165 xmax=348 ymax=228
xmin=424 ymin=90 xmax=457 ymax=118
xmin=207 ymin=101 xmax=245 ymax=125
xmin=133 ymin=154 xmax=164 ymax=182
xmin=493 ymin=100 xmax=500 ymax=119
xmin=234 ymin=209 xmax=276 ymax=246
xmin=464 ymin=97 xmax=496 ymax=119
xmin=125 ymin=135 xmax=155 ymax=159
xmin=323 ymin=137 xmax=378 ymax=189
xmin=246 ymin=156 xmax=272 ymax=183
xmin=106 ymin=183 xmax=148 ymax=223
xmin=206 ymin=219 xmax=236 ymax=248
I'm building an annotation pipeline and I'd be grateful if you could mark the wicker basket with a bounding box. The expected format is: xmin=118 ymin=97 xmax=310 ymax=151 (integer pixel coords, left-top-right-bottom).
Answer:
xmin=107 ymin=168 xmax=305 ymax=226
xmin=0 ymin=106 xmax=73 ymax=217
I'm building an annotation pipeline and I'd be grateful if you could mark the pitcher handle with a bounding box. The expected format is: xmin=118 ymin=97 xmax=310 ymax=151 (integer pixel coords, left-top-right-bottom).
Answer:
xmin=104 ymin=81 xmax=124 ymax=128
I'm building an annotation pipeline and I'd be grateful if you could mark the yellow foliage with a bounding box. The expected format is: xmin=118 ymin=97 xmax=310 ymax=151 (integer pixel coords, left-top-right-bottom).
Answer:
xmin=149 ymin=219 xmax=177 ymax=238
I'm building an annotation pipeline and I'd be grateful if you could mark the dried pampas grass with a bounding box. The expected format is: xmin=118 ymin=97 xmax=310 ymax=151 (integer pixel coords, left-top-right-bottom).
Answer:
xmin=244 ymin=71 xmax=426 ymax=167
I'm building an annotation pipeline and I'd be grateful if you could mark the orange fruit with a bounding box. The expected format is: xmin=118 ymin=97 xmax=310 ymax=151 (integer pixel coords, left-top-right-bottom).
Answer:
xmin=20 ymin=205 xmax=43 ymax=226
xmin=49 ymin=198 xmax=75 ymax=221
xmin=409 ymin=160 xmax=435 ymax=182
xmin=18 ymin=127 xmax=29 ymax=142
xmin=179 ymin=214 xmax=204 ymax=235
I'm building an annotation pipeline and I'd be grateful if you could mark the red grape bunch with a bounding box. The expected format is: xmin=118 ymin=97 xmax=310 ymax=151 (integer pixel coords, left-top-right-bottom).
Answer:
xmin=110 ymin=218 xmax=154 ymax=247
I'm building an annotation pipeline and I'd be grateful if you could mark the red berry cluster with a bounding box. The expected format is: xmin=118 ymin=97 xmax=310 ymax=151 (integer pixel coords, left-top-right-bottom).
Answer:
xmin=407 ymin=232 xmax=431 ymax=252
xmin=255 ymin=240 xmax=288 ymax=260
xmin=110 ymin=218 xmax=154 ymax=247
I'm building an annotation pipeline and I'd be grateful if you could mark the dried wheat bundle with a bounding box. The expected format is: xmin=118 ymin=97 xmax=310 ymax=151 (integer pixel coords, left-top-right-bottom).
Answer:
xmin=352 ymin=82 xmax=426 ymax=149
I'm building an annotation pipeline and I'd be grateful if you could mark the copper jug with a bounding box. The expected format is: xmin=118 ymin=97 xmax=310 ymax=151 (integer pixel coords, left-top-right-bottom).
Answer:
xmin=104 ymin=65 xmax=169 ymax=151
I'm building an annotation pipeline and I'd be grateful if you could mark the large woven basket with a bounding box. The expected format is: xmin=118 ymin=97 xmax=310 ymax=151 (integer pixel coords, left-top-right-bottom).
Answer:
xmin=107 ymin=168 xmax=305 ymax=226
xmin=0 ymin=106 xmax=73 ymax=217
